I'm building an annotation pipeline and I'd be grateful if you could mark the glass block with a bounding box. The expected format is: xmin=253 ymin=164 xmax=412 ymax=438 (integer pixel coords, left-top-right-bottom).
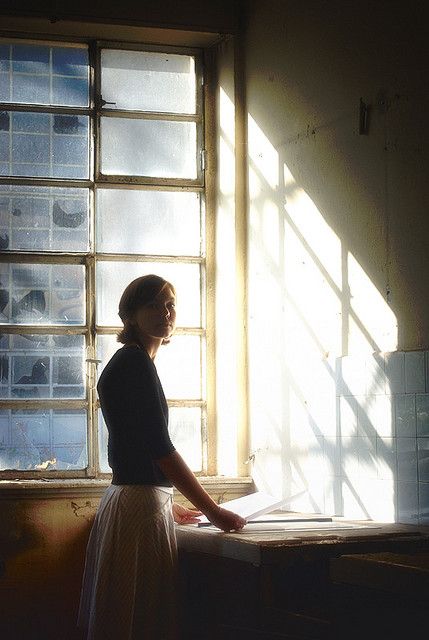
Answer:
xmin=13 ymin=74 xmax=50 ymax=104
xmin=1 ymin=111 xmax=89 ymax=179
xmin=96 ymin=189 xmax=202 ymax=256
xmin=12 ymin=44 xmax=50 ymax=74
xmin=97 ymin=333 xmax=202 ymax=400
xmin=0 ymin=334 xmax=85 ymax=399
xmin=0 ymin=185 xmax=89 ymax=252
xmin=96 ymin=260 xmax=201 ymax=328
xmin=0 ymin=73 xmax=9 ymax=101
xmin=0 ymin=45 xmax=9 ymax=71
xmin=97 ymin=334 xmax=121 ymax=377
xmin=155 ymin=335 xmax=202 ymax=400
xmin=101 ymin=49 xmax=196 ymax=114
xmin=52 ymin=76 xmax=88 ymax=107
xmin=0 ymin=408 xmax=87 ymax=471
xmin=0 ymin=43 xmax=89 ymax=107
xmin=51 ymin=410 xmax=87 ymax=470
xmin=169 ymin=407 xmax=203 ymax=472
xmin=100 ymin=117 xmax=197 ymax=179
xmin=0 ymin=262 xmax=85 ymax=325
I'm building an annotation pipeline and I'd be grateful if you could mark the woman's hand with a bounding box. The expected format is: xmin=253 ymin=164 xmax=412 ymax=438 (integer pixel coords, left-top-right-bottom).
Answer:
xmin=206 ymin=505 xmax=247 ymax=532
xmin=172 ymin=502 xmax=202 ymax=524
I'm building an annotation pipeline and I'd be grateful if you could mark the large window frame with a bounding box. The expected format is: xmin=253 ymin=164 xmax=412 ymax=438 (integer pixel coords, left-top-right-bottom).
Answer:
xmin=0 ymin=34 xmax=211 ymax=480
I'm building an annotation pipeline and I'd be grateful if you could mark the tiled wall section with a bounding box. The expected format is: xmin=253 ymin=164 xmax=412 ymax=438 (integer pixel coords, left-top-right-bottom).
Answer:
xmin=336 ymin=350 xmax=429 ymax=524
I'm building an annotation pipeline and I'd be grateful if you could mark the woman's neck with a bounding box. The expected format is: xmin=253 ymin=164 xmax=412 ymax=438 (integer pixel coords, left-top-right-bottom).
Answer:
xmin=127 ymin=336 xmax=162 ymax=360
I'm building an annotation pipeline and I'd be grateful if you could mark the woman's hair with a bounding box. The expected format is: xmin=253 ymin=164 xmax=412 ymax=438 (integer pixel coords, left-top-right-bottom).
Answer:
xmin=117 ymin=274 xmax=175 ymax=345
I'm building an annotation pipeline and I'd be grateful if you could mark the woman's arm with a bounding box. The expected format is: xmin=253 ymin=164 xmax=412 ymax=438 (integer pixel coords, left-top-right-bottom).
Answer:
xmin=156 ymin=450 xmax=246 ymax=532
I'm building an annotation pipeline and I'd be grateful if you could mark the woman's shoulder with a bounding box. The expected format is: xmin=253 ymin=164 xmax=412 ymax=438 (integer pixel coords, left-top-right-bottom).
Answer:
xmin=101 ymin=345 xmax=152 ymax=380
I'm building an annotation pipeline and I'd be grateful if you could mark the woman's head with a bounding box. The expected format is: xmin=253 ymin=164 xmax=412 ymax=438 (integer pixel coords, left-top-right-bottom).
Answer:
xmin=117 ymin=274 xmax=176 ymax=346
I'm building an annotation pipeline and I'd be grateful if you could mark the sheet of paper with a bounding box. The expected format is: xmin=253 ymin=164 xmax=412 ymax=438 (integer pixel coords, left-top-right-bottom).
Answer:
xmin=197 ymin=490 xmax=307 ymax=526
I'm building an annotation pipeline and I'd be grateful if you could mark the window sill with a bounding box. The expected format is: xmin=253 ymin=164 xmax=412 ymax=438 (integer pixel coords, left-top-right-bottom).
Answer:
xmin=0 ymin=476 xmax=254 ymax=501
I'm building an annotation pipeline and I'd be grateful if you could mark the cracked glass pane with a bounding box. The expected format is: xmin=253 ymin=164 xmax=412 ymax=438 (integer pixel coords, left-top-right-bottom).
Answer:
xmin=0 ymin=408 xmax=87 ymax=471
xmin=0 ymin=263 xmax=85 ymax=325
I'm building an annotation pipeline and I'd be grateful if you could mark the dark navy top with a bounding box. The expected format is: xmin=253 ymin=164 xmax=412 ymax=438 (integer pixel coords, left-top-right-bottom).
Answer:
xmin=97 ymin=345 xmax=175 ymax=486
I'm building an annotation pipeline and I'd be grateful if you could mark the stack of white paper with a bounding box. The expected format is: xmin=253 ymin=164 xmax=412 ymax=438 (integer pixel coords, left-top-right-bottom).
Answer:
xmin=197 ymin=490 xmax=307 ymax=526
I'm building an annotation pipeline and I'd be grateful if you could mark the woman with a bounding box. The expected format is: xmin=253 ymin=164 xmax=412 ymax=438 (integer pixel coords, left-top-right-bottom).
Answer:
xmin=78 ymin=274 xmax=245 ymax=640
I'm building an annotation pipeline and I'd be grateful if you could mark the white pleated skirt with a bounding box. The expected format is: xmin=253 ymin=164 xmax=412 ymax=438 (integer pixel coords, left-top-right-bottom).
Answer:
xmin=78 ymin=484 xmax=178 ymax=640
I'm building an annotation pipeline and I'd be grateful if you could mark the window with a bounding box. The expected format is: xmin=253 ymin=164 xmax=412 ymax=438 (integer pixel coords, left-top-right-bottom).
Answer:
xmin=0 ymin=38 xmax=206 ymax=477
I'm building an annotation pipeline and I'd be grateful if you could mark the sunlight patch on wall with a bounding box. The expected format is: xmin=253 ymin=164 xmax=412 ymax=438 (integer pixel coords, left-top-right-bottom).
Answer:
xmin=248 ymin=113 xmax=279 ymax=190
xmin=246 ymin=111 xmax=399 ymax=520
xmin=348 ymin=252 xmax=398 ymax=354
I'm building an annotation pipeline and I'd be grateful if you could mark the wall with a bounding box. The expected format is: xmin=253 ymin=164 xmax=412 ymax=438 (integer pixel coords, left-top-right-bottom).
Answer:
xmin=244 ymin=0 xmax=429 ymax=522
xmin=0 ymin=0 xmax=243 ymax=34
xmin=0 ymin=489 xmax=94 ymax=640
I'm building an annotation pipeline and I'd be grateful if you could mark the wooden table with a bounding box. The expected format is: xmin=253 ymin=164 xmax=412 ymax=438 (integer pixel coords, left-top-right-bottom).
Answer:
xmin=176 ymin=518 xmax=429 ymax=640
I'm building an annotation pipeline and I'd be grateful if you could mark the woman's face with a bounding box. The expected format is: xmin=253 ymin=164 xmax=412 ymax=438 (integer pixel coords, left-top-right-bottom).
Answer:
xmin=133 ymin=285 xmax=176 ymax=342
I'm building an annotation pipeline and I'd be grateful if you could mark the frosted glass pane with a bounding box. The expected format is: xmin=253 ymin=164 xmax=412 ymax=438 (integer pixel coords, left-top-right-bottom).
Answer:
xmin=0 ymin=408 xmax=87 ymax=471
xmin=96 ymin=261 xmax=200 ymax=327
xmin=0 ymin=111 xmax=89 ymax=179
xmin=97 ymin=333 xmax=201 ymax=400
xmin=97 ymin=398 xmax=202 ymax=472
xmin=0 ymin=185 xmax=89 ymax=252
xmin=0 ymin=333 xmax=85 ymax=399
xmin=97 ymin=334 xmax=121 ymax=376
xmin=155 ymin=335 xmax=202 ymax=399
xmin=98 ymin=409 xmax=110 ymax=473
xmin=96 ymin=189 xmax=201 ymax=256
xmin=0 ymin=42 xmax=89 ymax=106
xmin=169 ymin=407 xmax=203 ymax=472
xmin=0 ymin=263 xmax=85 ymax=325
xmin=101 ymin=49 xmax=196 ymax=114
xmin=100 ymin=117 xmax=197 ymax=179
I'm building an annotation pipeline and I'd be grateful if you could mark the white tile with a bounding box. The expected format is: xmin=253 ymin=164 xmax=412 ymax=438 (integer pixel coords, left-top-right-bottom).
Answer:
xmin=419 ymin=482 xmax=429 ymax=524
xmin=417 ymin=438 xmax=429 ymax=483
xmin=416 ymin=393 xmax=429 ymax=436
xmin=397 ymin=481 xmax=419 ymax=524
xmin=366 ymin=353 xmax=387 ymax=395
xmin=377 ymin=437 xmax=397 ymax=480
xmin=339 ymin=395 xmax=358 ymax=436
xmin=359 ymin=395 xmax=393 ymax=437
xmin=341 ymin=437 xmax=359 ymax=478
xmin=397 ymin=437 xmax=417 ymax=482
xmin=367 ymin=479 xmax=396 ymax=521
xmin=308 ymin=394 xmax=337 ymax=437
xmin=405 ymin=351 xmax=426 ymax=393
xmin=394 ymin=394 xmax=416 ymax=437
xmin=357 ymin=396 xmax=372 ymax=437
xmin=341 ymin=478 xmax=371 ymax=520
xmin=324 ymin=436 xmax=342 ymax=476
xmin=338 ymin=355 xmax=367 ymax=396
xmin=385 ymin=351 xmax=405 ymax=394
xmin=357 ymin=434 xmax=377 ymax=479
xmin=300 ymin=435 xmax=327 ymax=479
xmin=348 ymin=476 xmax=395 ymax=521
xmin=425 ymin=352 xmax=429 ymax=393
xmin=323 ymin=477 xmax=343 ymax=515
